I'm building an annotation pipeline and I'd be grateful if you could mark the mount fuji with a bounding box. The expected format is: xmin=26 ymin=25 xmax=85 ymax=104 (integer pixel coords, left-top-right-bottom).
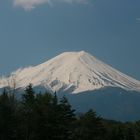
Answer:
xmin=0 ymin=51 xmax=140 ymax=93
xmin=0 ymin=51 xmax=140 ymax=121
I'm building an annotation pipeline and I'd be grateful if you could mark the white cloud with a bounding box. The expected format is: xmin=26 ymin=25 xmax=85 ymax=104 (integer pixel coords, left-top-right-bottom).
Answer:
xmin=13 ymin=0 xmax=51 ymax=10
xmin=13 ymin=0 xmax=89 ymax=10
xmin=136 ymin=18 xmax=140 ymax=21
xmin=59 ymin=0 xmax=89 ymax=4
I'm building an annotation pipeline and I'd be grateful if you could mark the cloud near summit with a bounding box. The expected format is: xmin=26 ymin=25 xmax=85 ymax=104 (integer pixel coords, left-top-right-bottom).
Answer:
xmin=13 ymin=0 xmax=89 ymax=10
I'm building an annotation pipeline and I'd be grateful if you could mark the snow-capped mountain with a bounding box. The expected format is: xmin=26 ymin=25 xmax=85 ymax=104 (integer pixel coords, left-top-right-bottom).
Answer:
xmin=0 ymin=51 xmax=140 ymax=93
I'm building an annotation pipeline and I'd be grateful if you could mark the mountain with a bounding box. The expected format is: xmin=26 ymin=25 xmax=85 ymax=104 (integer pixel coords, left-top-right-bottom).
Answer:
xmin=0 ymin=51 xmax=140 ymax=93
xmin=1 ymin=51 xmax=140 ymax=121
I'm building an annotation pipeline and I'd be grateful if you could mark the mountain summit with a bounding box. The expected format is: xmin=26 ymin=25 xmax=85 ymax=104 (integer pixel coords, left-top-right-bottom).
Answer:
xmin=0 ymin=51 xmax=140 ymax=93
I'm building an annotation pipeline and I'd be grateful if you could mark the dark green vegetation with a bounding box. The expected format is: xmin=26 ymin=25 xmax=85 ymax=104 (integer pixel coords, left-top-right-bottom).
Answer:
xmin=0 ymin=84 xmax=140 ymax=140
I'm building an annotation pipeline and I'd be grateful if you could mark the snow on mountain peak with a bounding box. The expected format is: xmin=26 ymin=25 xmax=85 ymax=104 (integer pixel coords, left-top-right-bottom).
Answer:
xmin=0 ymin=51 xmax=140 ymax=93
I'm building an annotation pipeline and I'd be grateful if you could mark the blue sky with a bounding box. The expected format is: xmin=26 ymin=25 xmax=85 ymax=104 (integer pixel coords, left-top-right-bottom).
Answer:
xmin=0 ymin=0 xmax=140 ymax=80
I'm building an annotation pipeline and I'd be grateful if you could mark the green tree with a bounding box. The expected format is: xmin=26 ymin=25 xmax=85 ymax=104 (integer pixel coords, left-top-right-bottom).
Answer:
xmin=110 ymin=126 xmax=125 ymax=140
xmin=57 ymin=96 xmax=76 ymax=140
xmin=135 ymin=121 xmax=140 ymax=140
xmin=19 ymin=84 xmax=37 ymax=140
xmin=126 ymin=127 xmax=135 ymax=140
xmin=73 ymin=109 xmax=105 ymax=140
xmin=34 ymin=92 xmax=54 ymax=140
xmin=0 ymin=89 xmax=17 ymax=140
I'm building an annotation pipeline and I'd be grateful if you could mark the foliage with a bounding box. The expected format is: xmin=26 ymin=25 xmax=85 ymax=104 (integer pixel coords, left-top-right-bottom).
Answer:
xmin=0 ymin=85 xmax=140 ymax=140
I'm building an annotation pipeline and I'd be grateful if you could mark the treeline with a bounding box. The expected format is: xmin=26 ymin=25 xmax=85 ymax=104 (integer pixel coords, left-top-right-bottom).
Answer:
xmin=0 ymin=84 xmax=140 ymax=140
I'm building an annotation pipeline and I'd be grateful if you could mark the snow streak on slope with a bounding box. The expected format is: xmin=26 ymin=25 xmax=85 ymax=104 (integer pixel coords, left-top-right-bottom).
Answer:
xmin=0 ymin=51 xmax=140 ymax=93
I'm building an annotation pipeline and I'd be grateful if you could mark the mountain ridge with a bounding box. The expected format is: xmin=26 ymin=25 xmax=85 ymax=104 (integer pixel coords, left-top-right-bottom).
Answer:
xmin=0 ymin=51 xmax=140 ymax=93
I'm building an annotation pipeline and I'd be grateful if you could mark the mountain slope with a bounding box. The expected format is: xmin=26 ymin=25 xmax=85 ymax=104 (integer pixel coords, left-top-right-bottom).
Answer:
xmin=0 ymin=51 xmax=140 ymax=93
xmin=61 ymin=87 xmax=140 ymax=121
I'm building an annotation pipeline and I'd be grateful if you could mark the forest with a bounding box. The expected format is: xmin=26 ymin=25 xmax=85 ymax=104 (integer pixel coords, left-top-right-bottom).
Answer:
xmin=0 ymin=84 xmax=140 ymax=140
